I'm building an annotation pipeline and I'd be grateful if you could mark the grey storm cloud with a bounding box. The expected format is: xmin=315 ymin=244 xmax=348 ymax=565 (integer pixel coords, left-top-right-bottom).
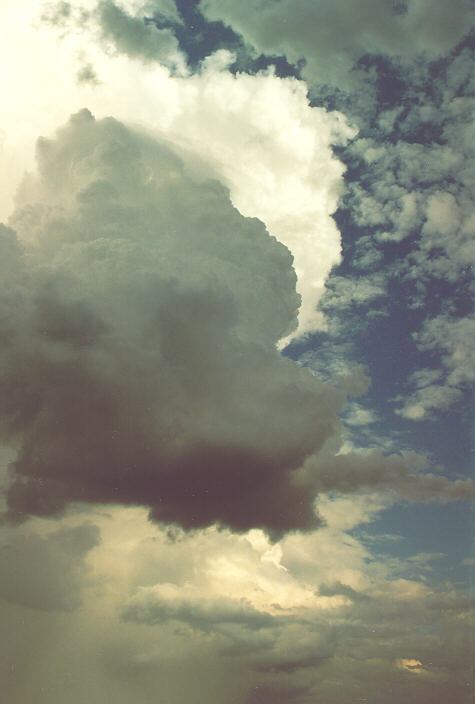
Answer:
xmin=1 ymin=109 xmax=345 ymax=536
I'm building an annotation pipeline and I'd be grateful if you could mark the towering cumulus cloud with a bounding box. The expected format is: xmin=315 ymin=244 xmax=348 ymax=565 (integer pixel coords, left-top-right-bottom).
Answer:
xmin=2 ymin=109 xmax=343 ymax=535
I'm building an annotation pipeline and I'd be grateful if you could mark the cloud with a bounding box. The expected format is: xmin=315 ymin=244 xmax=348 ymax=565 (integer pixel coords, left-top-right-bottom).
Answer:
xmin=122 ymin=0 xmax=183 ymax=25
xmin=319 ymin=273 xmax=387 ymax=310
xmin=110 ymin=504 xmax=475 ymax=701
xmin=293 ymin=449 xmax=475 ymax=503
xmin=77 ymin=61 xmax=100 ymax=85
xmin=96 ymin=0 xmax=187 ymax=73
xmin=324 ymin=42 xmax=474 ymax=422
xmin=121 ymin=583 xmax=276 ymax=630
xmin=342 ymin=402 xmax=378 ymax=427
xmin=2 ymin=2 xmax=356 ymax=335
xmin=154 ymin=64 xmax=355 ymax=337
xmin=0 ymin=522 xmax=100 ymax=611
xmin=2 ymin=110 xmax=348 ymax=535
xmin=396 ymin=315 xmax=475 ymax=419
xmin=5 ymin=104 xmax=467 ymax=537
xmin=1 ymin=4 xmax=473 ymax=703
xmin=199 ymin=0 xmax=473 ymax=88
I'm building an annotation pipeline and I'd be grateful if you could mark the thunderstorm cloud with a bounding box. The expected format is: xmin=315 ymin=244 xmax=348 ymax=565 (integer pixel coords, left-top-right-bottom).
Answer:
xmin=2 ymin=109 xmax=344 ymax=535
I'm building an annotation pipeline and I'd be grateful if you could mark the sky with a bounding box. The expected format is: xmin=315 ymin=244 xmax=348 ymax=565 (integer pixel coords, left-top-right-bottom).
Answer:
xmin=0 ymin=1 xmax=473 ymax=702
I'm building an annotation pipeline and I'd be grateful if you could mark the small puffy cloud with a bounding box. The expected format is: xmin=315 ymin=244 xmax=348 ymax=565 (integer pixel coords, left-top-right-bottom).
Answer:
xmin=77 ymin=61 xmax=100 ymax=85
xmin=120 ymin=0 xmax=182 ymax=25
xmin=42 ymin=1 xmax=187 ymax=74
xmin=396 ymin=385 xmax=462 ymax=421
xmin=320 ymin=273 xmax=387 ymax=310
xmin=417 ymin=190 xmax=474 ymax=281
xmin=351 ymin=235 xmax=383 ymax=271
xmin=343 ymin=402 xmax=378 ymax=427
xmin=423 ymin=191 xmax=461 ymax=238
xmin=344 ymin=50 xmax=473 ymax=269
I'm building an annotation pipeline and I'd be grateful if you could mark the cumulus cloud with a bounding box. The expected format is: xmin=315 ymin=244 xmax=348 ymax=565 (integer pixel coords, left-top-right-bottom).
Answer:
xmin=154 ymin=65 xmax=355 ymax=337
xmin=342 ymin=402 xmax=378 ymax=427
xmin=2 ymin=110 xmax=347 ymax=535
xmin=341 ymin=43 xmax=474 ymax=258
xmin=3 ymin=1 xmax=356 ymax=335
xmin=324 ymin=41 xmax=474 ymax=422
xmin=396 ymin=315 xmax=475 ymax=420
xmin=319 ymin=273 xmax=387 ymax=310
xmin=77 ymin=61 xmax=100 ymax=85
xmin=3 ymin=106 xmax=468 ymax=534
